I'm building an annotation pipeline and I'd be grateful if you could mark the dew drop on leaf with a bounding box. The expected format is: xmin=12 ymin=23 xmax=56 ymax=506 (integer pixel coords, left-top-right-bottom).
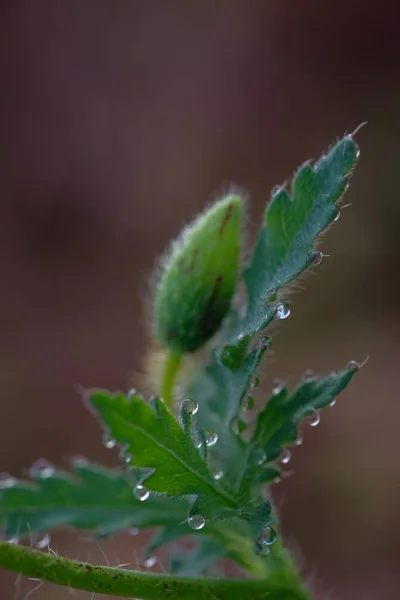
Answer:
xmin=308 ymin=410 xmax=321 ymax=427
xmin=347 ymin=360 xmax=361 ymax=371
xmin=260 ymin=525 xmax=277 ymax=547
xmin=103 ymin=434 xmax=116 ymax=449
xmin=254 ymin=449 xmax=267 ymax=466
xmin=275 ymin=302 xmax=290 ymax=320
xmin=333 ymin=208 xmax=341 ymax=222
xmin=127 ymin=388 xmax=137 ymax=399
xmin=188 ymin=514 xmax=206 ymax=530
xmin=295 ymin=436 xmax=303 ymax=446
xmin=29 ymin=459 xmax=55 ymax=480
xmin=248 ymin=376 xmax=259 ymax=389
xmin=272 ymin=379 xmax=284 ymax=395
xmin=329 ymin=398 xmax=337 ymax=407
xmin=134 ymin=484 xmax=150 ymax=502
xmin=280 ymin=448 xmax=291 ymax=465
xmin=181 ymin=398 xmax=199 ymax=415
xmin=212 ymin=469 xmax=224 ymax=481
xmin=0 ymin=473 xmax=16 ymax=489
xmin=36 ymin=534 xmax=51 ymax=549
xmin=205 ymin=431 xmax=218 ymax=447
xmin=243 ymin=394 xmax=255 ymax=411
xmin=144 ymin=556 xmax=157 ymax=568
xmin=306 ymin=250 xmax=324 ymax=268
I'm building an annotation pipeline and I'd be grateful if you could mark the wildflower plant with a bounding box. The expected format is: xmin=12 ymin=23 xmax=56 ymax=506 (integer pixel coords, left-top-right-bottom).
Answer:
xmin=0 ymin=131 xmax=363 ymax=600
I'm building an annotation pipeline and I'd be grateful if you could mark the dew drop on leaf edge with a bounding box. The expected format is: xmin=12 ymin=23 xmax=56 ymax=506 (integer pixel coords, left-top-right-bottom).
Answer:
xmin=144 ymin=556 xmax=157 ymax=568
xmin=188 ymin=514 xmax=206 ymax=530
xmin=260 ymin=526 xmax=277 ymax=547
xmin=134 ymin=484 xmax=150 ymax=502
xmin=306 ymin=250 xmax=324 ymax=268
xmin=29 ymin=459 xmax=55 ymax=480
xmin=181 ymin=398 xmax=199 ymax=415
xmin=205 ymin=431 xmax=218 ymax=447
xmin=275 ymin=302 xmax=290 ymax=320
xmin=308 ymin=410 xmax=321 ymax=427
xmin=0 ymin=474 xmax=16 ymax=489
xmin=280 ymin=448 xmax=291 ymax=465
xmin=103 ymin=433 xmax=116 ymax=449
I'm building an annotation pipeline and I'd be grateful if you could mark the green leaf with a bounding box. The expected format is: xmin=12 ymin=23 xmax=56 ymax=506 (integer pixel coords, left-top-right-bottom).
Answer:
xmin=88 ymin=391 xmax=241 ymax=520
xmin=0 ymin=460 xmax=189 ymax=537
xmin=190 ymin=337 xmax=271 ymax=490
xmin=188 ymin=135 xmax=359 ymax=490
xmin=242 ymin=364 xmax=358 ymax=489
xmin=154 ymin=193 xmax=244 ymax=353
xmin=242 ymin=135 xmax=359 ymax=336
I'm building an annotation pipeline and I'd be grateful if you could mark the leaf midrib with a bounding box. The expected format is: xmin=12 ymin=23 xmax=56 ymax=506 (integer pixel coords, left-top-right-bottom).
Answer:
xmin=109 ymin=409 xmax=239 ymax=510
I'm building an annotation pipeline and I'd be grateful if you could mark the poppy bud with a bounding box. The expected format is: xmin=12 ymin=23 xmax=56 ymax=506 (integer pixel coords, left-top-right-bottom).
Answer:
xmin=154 ymin=194 xmax=243 ymax=353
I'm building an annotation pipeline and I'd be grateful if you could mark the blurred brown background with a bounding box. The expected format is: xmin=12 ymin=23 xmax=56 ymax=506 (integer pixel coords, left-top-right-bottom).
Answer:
xmin=1 ymin=1 xmax=399 ymax=599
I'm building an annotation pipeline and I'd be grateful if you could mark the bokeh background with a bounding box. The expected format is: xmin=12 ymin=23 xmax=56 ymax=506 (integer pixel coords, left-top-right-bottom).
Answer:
xmin=1 ymin=1 xmax=399 ymax=598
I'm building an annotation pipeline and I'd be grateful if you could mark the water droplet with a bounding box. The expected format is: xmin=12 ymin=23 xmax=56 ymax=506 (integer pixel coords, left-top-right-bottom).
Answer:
xmin=29 ymin=459 xmax=55 ymax=480
xmin=205 ymin=431 xmax=218 ymax=447
xmin=248 ymin=376 xmax=259 ymax=389
xmin=307 ymin=250 xmax=324 ymax=268
xmin=243 ymin=394 xmax=255 ymax=411
xmin=355 ymin=143 xmax=361 ymax=159
xmin=266 ymin=289 xmax=278 ymax=303
xmin=181 ymin=398 xmax=199 ymax=415
xmin=7 ymin=536 xmax=19 ymax=544
xmin=257 ymin=336 xmax=272 ymax=351
xmin=344 ymin=181 xmax=350 ymax=193
xmin=231 ymin=417 xmax=246 ymax=435
xmin=128 ymin=527 xmax=140 ymax=536
xmin=295 ymin=436 xmax=303 ymax=446
xmin=188 ymin=514 xmax=205 ymax=530
xmin=272 ymin=379 xmax=284 ymax=395
xmin=308 ymin=410 xmax=321 ymax=427
xmin=302 ymin=369 xmax=315 ymax=383
xmin=134 ymin=484 xmax=150 ymax=502
xmin=103 ymin=434 xmax=116 ymax=449
xmin=254 ymin=450 xmax=267 ymax=466
xmin=121 ymin=452 xmax=133 ymax=465
xmin=275 ymin=302 xmax=290 ymax=320
xmin=347 ymin=360 xmax=361 ymax=371
xmin=280 ymin=448 xmax=291 ymax=465
xmin=273 ymin=476 xmax=282 ymax=484
xmin=127 ymin=388 xmax=137 ymax=399
xmin=194 ymin=438 xmax=202 ymax=449
xmin=144 ymin=556 xmax=157 ymax=568
xmin=329 ymin=398 xmax=337 ymax=408
xmin=333 ymin=208 xmax=341 ymax=222
xmin=212 ymin=469 xmax=224 ymax=481
xmin=260 ymin=526 xmax=277 ymax=547
xmin=0 ymin=474 xmax=16 ymax=489
xmin=36 ymin=534 xmax=51 ymax=549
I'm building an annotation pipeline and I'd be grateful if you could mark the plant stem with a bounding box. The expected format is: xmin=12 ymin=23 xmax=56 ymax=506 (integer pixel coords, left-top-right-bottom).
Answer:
xmin=0 ymin=540 xmax=312 ymax=600
xmin=160 ymin=349 xmax=182 ymax=409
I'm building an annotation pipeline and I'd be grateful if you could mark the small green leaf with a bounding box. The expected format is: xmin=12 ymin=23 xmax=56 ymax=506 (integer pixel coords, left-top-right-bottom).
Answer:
xmin=154 ymin=193 xmax=244 ymax=353
xmin=242 ymin=135 xmax=359 ymax=336
xmin=242 ymin=365 xmax=358 ymax=488
xmin=88 ymin=391 xmax=240 ymax=520
xmin=0 ymin=461 xmax=188 ymax=537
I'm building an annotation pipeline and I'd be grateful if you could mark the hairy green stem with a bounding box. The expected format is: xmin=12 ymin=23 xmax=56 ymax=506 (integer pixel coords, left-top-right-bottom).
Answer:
xmin=160 ymin=349 xmax=182 ymax=409
xmin=0 ymin=541 xmax=312 ymax=600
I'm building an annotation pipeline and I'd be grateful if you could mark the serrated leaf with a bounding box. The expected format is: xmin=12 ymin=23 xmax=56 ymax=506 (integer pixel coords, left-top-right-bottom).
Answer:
xmin=242 ymin=135 xmax=358 ymax=336
xmin=88 ymin=391 xmax=241 ymax=520
xmin=242 ymin=365 xmax=357 ymax=488
xmin=190 ymin=339 xmax=270 ymax=490
xmin=0 ymin=461 xmax=189 ymax=537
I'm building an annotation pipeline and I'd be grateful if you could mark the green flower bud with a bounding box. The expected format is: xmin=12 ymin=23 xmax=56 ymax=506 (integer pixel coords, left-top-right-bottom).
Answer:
xmin=154 ymin=194 xmax=244 ymax=353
